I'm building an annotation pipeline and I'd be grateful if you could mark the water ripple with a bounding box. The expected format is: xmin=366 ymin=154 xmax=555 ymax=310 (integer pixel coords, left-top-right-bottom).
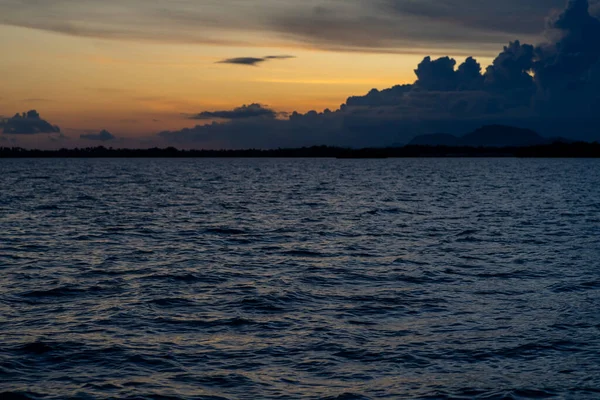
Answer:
xmin=1 ymin=158 xmax=599 ymax=399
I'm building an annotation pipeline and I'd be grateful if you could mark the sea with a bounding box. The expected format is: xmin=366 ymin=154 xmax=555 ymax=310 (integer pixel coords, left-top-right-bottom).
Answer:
xmin=1 ymin=158 xmax=599 ymax=400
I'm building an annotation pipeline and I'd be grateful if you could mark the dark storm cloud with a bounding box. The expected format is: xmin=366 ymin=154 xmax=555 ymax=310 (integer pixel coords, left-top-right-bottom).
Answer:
xmin=266 ymin=0 xmax=578 ymax=53
xmin=1 ymin=110 xmax=60 ymax=134
xmin=380 ymin=0 xmax=567 ymax=35
xmin=217 ymin=55 xmax=295 ymax=66
xmin=159 ymin=0 xmax=600 ymax=148
xmin=533 ymin=0 xmax=600 ymax=115
xmin=189 ymin=104 xmax=277 ymax=120
xmin=159 ymin=112 xmax=344 ymax=149
xmin=3 ymin=0 xmax=596 ymax=54
xmin=80 ymin=129 xmax=116 ymax=141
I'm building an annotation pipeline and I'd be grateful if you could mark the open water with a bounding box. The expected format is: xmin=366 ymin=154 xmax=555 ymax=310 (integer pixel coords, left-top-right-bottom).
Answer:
xmin=1 ymin=158 xmax=599 ymax=399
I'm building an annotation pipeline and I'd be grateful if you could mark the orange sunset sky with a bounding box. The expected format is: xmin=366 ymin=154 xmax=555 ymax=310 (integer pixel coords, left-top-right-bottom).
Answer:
xmin=3 ymin=0 xmax=591 ymax=148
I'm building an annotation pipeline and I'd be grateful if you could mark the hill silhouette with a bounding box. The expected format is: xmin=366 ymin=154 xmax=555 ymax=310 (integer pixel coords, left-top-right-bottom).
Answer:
xmin=409 ymin=125 xmax=559 ymax=147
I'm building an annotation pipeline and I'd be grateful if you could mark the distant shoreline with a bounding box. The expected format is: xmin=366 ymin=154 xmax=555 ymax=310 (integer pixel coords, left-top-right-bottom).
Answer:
xmin=1 ymin=143 xmax=600 ymax=158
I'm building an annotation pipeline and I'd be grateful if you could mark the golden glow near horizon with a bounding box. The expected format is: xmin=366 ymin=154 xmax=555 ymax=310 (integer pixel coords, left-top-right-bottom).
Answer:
xmin=0 ymin=24 xmax=494 ymax=139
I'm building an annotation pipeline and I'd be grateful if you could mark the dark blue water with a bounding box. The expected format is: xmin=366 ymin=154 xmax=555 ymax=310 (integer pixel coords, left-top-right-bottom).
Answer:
xmin=1 ymin=158 xmax=599 ymax=399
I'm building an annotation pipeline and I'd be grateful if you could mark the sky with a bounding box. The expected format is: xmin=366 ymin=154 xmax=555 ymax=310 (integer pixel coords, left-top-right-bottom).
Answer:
xmin=1 ymin=0 xmax=600 ymax=148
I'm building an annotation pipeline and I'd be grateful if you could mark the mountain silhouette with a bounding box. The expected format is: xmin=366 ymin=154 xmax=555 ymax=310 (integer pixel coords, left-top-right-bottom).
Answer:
xmin=409 ymin=125 xmax=560 ymax=147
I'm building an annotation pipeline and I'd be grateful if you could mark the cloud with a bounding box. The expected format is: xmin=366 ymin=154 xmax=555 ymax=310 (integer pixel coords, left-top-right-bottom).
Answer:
xmin=380 ymin=0 xmax=567 ymax=35
xmin=80 ymin=129 xmax=116 ymax=141
xmin=1 ymin=110 xmax=60 ymax=134
xmin=218 ymin=57 xmax=266 ymax=66
xmin=189 ymin=104 xmax=277 ymax=120
xmin=49 ymin=133 xmax=69 ymax=142
xmin=266 ymin=0 xmax=573 ymax=54
xmin=159 ymin=113 xmax=343 ymax=149
xmin=158 ymin=0 xmax=600 ymax=148
xmin=264 ymin=55 xmax=295 ymax=60
xmin=0 ymin=0 xmax=584 ymax=55
xmin=532 ymin=0 xmax=600 ymax=115
xmin=217 ymin=55 xmax=295 ymax=66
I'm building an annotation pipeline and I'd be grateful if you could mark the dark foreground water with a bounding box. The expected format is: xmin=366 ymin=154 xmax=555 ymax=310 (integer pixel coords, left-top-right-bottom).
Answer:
xmin=1 ymin=158 xmax=599 ymax=400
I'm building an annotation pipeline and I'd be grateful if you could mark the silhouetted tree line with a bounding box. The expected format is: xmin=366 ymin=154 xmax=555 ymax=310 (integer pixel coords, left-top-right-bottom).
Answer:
xmin=1 ymin=143 xmax=599 ymax=158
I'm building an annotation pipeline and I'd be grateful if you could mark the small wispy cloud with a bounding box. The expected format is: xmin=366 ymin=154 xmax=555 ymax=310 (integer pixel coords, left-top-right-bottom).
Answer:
xmin=188 ymin=104 xmax=276 ymax=120
xmin=263 ymin=55 xmax=296 ymax=60
xmin=217 ymin=55 xmax=295 ymax=66
xmin=81 ymin=129 xmax=116 ymax=141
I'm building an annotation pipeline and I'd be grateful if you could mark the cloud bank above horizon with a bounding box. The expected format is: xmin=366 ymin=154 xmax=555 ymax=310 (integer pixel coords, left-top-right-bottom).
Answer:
xmin=155 ymin=0 xmax=600 ymax=148
xmin=2 ymin=0 xmax=594 ymax=55
xmin=3 ymin=0 xmax=600 ymax=149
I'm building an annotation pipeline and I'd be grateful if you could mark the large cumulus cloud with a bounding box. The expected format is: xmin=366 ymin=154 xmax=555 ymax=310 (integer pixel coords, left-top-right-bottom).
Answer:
xmin=533 ymin=0 xmax=600 ymax=115
xmin=158 ymin=0 xmax=600 ymax=148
